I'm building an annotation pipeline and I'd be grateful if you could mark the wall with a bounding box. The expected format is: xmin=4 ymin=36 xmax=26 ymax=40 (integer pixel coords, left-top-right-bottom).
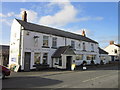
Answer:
xmin=21 ymin=29 xmax=99 ymax=69
xmin=99 ymin=54 xmax=110 ymax=64
xmin=9 ymin=19 xmax=22 ymax=67
xmin=10 ymin=19 xmax=100 ymax=70
xmin=104 ymin=45 xmax=119 ymax=56
xmin=52 ymin=54 xmax=76 ymax=69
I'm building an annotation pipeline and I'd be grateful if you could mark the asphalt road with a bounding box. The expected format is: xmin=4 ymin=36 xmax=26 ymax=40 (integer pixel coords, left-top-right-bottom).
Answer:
xmin=2 ymin=65 xmax=119 ymax=89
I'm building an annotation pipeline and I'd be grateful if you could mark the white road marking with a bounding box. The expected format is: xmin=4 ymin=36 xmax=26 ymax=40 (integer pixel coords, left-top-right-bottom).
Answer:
xmin=82 ymin=71 xmax=118 ymax=83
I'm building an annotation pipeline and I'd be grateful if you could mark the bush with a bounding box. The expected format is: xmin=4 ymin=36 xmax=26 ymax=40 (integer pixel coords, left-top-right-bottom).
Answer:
xmin=82 ymin=61 xmax=87 ymax=66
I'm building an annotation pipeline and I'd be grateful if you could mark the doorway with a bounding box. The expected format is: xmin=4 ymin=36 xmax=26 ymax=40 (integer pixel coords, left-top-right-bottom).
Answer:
xmin=24 ymin=52 xmax=31 ymax=71
xmin=66 ymin=56 xmax=72 ymax=70
xmin=111 ymin=56 xmax=114 ymax=61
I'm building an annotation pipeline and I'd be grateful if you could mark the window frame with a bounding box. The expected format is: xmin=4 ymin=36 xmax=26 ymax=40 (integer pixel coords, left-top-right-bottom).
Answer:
xmin=34 ymin=53 xmax=41 ymax=64
xmin=42 ymin=53 xmax=48 ymax=65
xmin=76 ymin=54 xmax=83 ymax=60
xmin=43 ymin=36 xmax=49 ymax=47
xmin=83 ymin=42 xmax=86 ymax=51
xmin=91 ymin=44 xmax=94 ymax=51
xmin=71 ymin=40 xmax=75 ymax=49
xmin=52 ymin=37 xmax=57 ymax=48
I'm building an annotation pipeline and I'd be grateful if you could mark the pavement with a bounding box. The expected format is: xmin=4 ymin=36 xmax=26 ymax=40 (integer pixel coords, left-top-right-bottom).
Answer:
xmin=1 ymin=62 xmax=120 ymax=89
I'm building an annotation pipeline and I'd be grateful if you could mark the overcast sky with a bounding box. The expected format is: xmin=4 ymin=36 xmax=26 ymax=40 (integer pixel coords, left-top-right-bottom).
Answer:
xmin=0 ymin=1 xmax=118 ymax=48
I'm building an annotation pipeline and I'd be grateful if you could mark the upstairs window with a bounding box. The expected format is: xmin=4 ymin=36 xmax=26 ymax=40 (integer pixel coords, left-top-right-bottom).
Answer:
xmin=71 ymin=41 xmax=75 ymax=49
xmin=114 ymin=49 xmax=117 ymax=54
xmin=34 ymin=36 xmax=39 ymax=47
xmin=91 ymin=44 xmax=94 ymax=51
xmin=43 ymin=36 xmax=49 ymax=47
xmin=52 ymin=37 xmax=57 ymax=48
xmin=78 ymin=43 xmax=81 ymax=49
xmin=83 ymin=42 xmax=86 ymax=51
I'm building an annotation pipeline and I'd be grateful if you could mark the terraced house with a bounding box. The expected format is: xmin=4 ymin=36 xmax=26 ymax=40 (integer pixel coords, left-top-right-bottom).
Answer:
xmin=9 ymin=11 xmax=108 ymax=71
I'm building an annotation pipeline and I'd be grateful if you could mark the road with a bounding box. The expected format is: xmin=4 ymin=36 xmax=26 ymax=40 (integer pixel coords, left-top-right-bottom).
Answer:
xmin=2 ymin=65 xmax=119 ymax=89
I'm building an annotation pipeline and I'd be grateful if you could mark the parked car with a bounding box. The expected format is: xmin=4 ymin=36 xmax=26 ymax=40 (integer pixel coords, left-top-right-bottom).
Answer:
xmin=0 ymin=65 xmax=11 ymax=79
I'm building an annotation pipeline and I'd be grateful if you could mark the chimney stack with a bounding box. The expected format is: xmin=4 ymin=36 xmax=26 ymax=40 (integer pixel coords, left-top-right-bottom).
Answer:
xmin=82 ymin=30 xmax=86 ymax=37
xmin=22 ymin=11 xmax=27 ymax=22
xmin=110 ymin=41 xmax=114 ymax=45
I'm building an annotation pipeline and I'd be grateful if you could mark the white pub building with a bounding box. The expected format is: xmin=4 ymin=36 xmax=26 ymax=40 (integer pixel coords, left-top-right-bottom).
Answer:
xmin=9 ymin=11 xmax=108 ymax=71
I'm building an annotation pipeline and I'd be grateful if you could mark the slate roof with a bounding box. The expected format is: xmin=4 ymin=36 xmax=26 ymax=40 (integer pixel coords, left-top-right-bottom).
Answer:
xmin=52 ymin=46 xmax=75 ymax=58
xmin=99 ymin=47 xmax=108 ymax=54
xmin=16 ymin=19 xmax=98 ymax=44
xmin=114 ymin=44 xmax=120 ymax=47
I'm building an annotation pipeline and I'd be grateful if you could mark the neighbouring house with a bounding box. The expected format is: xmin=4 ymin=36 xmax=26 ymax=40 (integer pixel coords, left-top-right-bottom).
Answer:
xmin=104 ymin=41 xmax=120 ymax=61
xmin=0 ymin=45 xmax=9 ymax=66
xmin=9 ymin=11 xmax=102 ymax=71
xmin=99 ymin=47 xmax=110 ymax=64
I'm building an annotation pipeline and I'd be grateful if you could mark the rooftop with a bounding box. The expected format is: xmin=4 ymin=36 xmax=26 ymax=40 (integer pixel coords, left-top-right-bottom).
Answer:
xmin=16 ymin=19 xmax=98 ymax=44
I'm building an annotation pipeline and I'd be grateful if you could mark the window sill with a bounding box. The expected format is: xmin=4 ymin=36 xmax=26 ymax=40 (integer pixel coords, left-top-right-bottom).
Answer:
xmin=51 ymin=47 xmax=58 ymax=49
xmin=42 ymin=46 xmax=50 ymax=48
xmin=55 ymin=63 xmax=59 ymax=65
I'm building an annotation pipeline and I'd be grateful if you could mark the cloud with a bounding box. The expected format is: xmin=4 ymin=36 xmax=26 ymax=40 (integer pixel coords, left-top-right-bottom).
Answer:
xmin=0 ymin=13 xmax=6 ymax=17
xmin=78 ymin=16 xmax=104 ymax=22
xmin=1 ymin=19 xmax=12 ymax=26
xmin=0 ymin=12 xmax=15 ymax=17
xmin=17 ymin=8 xmax=38 ymax=23
xmin=95 ymin=35 xmax=118 ymax=48
xmin=39 ymin=0 xmax=78 ymax=27
xmin=93 ymin=17 xmax=104 ymax=20
xmin=39 ymin=1 xmax=103 ymax=27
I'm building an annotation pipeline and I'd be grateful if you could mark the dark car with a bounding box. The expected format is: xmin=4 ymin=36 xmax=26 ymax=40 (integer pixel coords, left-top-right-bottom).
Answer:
xmin=0 ymin=65 xmax=11 ymax=79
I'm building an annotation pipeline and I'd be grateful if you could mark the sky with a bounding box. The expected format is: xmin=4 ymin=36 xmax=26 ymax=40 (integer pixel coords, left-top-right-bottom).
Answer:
xmin=0 ymin=1 xmax=118 ymax=48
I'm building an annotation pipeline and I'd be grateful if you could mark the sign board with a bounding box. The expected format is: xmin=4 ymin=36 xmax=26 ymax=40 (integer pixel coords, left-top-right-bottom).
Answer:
xmin=14 ymin=64 xmax=20 ymax=72
xmin=71 ymin=64 xmax=76 ymax=71
xmin=11 ymin=58 xmax=16 ymax=62
xmin=83 ymin=66 xmax=87 ymax=70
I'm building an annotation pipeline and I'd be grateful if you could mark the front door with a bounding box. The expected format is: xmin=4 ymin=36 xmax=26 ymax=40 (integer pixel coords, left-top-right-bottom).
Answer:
xmin=66 ymin=56 xmax=72 ymax=70
xmin=111 ymin=56 xmax=114 ymax=61
xmin=24 ymin=52 xmax=31 ymax=71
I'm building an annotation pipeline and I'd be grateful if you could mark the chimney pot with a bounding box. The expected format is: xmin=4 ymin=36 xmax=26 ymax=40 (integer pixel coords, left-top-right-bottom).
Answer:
xmin=22 ymin=11 xmax=27 ymax=22
xmin=82 ymin=30 xmax=86 ymax=37
xmin=110 ymin=41 xmax=114 ymax=45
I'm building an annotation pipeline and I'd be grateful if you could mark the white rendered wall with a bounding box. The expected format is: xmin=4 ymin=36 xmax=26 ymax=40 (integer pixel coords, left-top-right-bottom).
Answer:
xmin=22 ymin=30 xmax=100 ymax=69
xmin=10 ymin=19 xmax=100 ymax=70
xmin=9 ymin=19 xmax=22 ymax=66
xmin=104 ymin=45 xmax=119 ymax=56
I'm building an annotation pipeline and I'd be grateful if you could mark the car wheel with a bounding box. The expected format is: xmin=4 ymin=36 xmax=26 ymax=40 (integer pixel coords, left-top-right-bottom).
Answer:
xmin=2 ymin=72 xmax=5 ymax=79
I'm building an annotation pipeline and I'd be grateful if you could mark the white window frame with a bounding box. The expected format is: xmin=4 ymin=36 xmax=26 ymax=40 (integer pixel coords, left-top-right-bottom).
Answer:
xmin=43 ymin=36 xmax=49 ymax=47
xmin=71 ymin=40 xmax=75 ymax=49
xmin=52 ymin=37 xmax=57 ymax=48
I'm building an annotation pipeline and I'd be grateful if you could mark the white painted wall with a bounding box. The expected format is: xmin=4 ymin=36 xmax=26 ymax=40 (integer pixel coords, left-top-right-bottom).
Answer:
xmin=9 ymin=19 xmax=22 ymax=67
xmin=104 ymin=45 xmax=119 ymax=56
xmin=99 ymin=54 xmax=110 ymax=64
xmin=10 ymin=19 xmax=100 ymax=70
xmin=52 ymin=54 xmax=76 ymax=69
